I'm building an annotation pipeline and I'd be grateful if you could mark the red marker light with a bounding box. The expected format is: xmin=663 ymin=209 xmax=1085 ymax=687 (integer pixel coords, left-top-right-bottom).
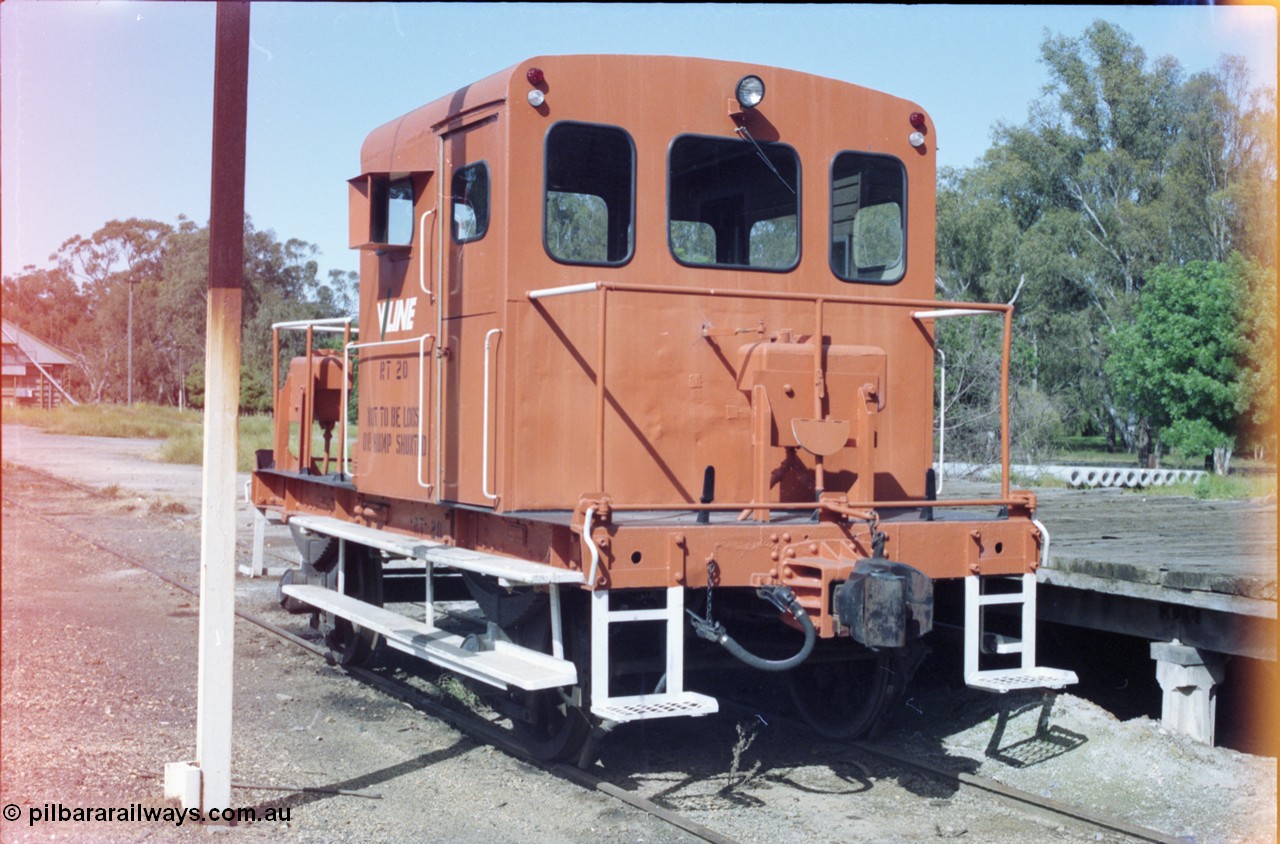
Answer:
xmin=909 ymin=112 xmax=926 ymax=131
xmin=527 ymin=67 xmax=545 ymax=86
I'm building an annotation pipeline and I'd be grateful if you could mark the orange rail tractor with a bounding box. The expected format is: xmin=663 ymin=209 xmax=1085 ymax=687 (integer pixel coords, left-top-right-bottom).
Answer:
xmin=252 ymin=55 xmax=1075 ymax=763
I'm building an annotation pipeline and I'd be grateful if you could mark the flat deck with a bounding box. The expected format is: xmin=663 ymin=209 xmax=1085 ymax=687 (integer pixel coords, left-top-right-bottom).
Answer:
xmin=1034 ymin=486 xmax=1277 ymax=602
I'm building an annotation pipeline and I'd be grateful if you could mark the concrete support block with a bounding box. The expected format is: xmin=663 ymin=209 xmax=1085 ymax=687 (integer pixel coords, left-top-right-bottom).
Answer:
xmin=1151 ymin=641 xmax=1227 ymax=745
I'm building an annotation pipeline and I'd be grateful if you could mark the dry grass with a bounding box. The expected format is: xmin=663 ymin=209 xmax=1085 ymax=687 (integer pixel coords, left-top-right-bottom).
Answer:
xmin=5 ymin=404 xmax=276 ymax=473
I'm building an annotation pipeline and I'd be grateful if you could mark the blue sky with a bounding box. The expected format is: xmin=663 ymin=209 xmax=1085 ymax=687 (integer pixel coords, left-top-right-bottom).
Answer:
xmin=2 ymin=2 xmax=1275 ymax=281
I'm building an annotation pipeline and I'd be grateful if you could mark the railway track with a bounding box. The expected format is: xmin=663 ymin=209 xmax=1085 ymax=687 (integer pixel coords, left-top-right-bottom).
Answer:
xmin=2 ymin=463 xmax=1190 ymax=844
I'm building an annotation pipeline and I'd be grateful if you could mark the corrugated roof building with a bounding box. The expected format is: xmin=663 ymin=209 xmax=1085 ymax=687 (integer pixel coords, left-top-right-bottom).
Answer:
xmin=2 ymin=319 xmax=77 ymax=408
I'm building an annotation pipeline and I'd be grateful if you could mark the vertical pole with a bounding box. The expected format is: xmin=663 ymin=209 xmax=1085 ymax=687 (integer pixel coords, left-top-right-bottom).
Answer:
xmin=595 ymin=288 xmax=608 ymax=492
xmin=812 ymin=299 xmax=826 ymax=496
xmin=999 ymin=307 xmax=1013 ymax=499
xmin=194 ymin=0 xmax=250 ymax=814
xmin=341 ymin=321 xmax=351 ymax=475
xmin=127 ymin=280 xmax=135 ymax=406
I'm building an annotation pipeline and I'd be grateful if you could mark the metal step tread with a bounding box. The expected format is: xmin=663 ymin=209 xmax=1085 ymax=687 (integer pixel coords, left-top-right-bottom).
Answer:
xmin=966 ymin=667 xmax=1079 ymax=693
xmin=282 ymin=585 xmax=577 ymax=691
xmin=288 ymin=515 xmax=439 ymax=558
xmin=421 ymin=545 xmax=585 ymax=585
xmin=591 ymin=692 xmax=719 ymax=723
xmin=285 ymin=515 xmax=583 ymax=585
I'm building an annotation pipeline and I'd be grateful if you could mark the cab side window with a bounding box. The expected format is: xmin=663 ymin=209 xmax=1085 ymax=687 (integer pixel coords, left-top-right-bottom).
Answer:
xmin=452 ymin=162 xmax=490 ymax=243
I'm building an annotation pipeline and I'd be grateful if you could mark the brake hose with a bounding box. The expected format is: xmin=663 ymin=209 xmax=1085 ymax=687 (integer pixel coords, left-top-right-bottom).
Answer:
xmin=687 ymin=585 xmax=816 ymax=672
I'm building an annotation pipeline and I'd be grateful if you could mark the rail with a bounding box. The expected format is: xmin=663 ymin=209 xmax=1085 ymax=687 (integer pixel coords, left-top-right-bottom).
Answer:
xmin=528 ymin=281 xmax=1017 ymax=517
xmin=271 ymin=317 xmax=357 ymax=475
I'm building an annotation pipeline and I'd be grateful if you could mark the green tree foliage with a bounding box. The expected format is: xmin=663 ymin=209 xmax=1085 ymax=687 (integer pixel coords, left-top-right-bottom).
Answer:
xmin=546 ymin=192 xmax=609 ymax=262
xmin=2 ymin=216 xmax=353 ymax=412
xmin=935 ymin=20 xmax=1276 ymax=464
xmin=1105 ymin=260 xmax=1247 ymax=472
xmin=1239 ymin=261 xmax=1276 ymax=458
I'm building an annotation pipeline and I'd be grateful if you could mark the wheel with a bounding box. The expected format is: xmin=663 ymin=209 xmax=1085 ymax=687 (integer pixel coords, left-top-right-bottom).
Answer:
xmin=319 ymin=544 xmax=383 ymax=667
xmin=497 ymin=589 xmax=593 ymax=763
xmin=787 ymin=648 xmax=895 ymax=739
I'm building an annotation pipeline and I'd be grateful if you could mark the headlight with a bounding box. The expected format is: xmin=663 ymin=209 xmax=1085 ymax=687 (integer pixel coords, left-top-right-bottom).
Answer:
xmin=735 ymin=75 xmax=765 ymax=110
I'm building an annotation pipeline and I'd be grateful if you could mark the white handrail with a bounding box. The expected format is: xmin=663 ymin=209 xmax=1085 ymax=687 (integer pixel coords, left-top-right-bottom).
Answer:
xmin=272 ymin=316 xmax=358 ymax=332
xmin=915 ymin=308 xmax=1001 ymax=495
xmin=911 ymin=308 xmax=989 ymax=320
xmin=481 ymin=328 xmax=502 ymax=502
xmin=418 ymin=209 xmax=436 ymax=302
xmin=583 ymin=507 xmax=601 ymax=588
xmin=936 ymin=348 xmax=946 ymax=495
xmin=1032 ymin=517 xmax=1050 ymax=570
xmin=527 ymin=282 xmax=602 ymax=300
xmin=344 ymin=333 xmax=435 ymax=491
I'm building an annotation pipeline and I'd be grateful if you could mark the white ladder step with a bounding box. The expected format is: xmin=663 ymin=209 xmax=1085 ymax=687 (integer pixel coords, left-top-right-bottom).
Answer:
xmin=965 ymin=667 xmax=1079 ymax=693
xmin=286 ymin=515 xmax=584 ymax=585
xmin=964 ymin=574 xmax=1077 ymax=694
xmin=588 ymin=587 xmax=719 ymax=724
xmin=591 ymin=692 xmax=719 ymax=722
xmin=282 ymin=584 xmax=577 ymax=691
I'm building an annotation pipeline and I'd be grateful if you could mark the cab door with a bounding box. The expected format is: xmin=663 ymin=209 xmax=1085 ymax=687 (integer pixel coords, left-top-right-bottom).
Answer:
xmin=351 ymin=169 xmax=439 ymax=503
xmin=438 ymin=111 xmax=504 ymax=506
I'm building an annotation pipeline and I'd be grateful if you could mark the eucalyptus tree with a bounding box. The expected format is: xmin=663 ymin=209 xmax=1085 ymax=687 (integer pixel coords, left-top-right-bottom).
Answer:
xmin=935 ymin=20 xmax=1276 ymax=462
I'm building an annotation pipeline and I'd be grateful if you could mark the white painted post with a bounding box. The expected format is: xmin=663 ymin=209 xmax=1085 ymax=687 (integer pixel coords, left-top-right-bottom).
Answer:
xmin=243 ymin=507 xmax=266 ymax=578
xmin=168 ymin=0 xmax=250 ymax=815
xmin=194 ymin=282 xmax=241 ymax=809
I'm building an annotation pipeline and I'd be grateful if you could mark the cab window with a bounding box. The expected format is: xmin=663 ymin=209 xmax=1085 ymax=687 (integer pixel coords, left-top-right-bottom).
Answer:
xmin=544 ymin=122 xmax=635 ymax=265
xmin=668 ymin=135 xmax=799 ymax=270
xmin=831 ymin=153 xmax=905 ymax=283
xmin=451 ymin=162 xmax=490 ymax=242
xmin=369 ymin=176 xmax=415 ymax=246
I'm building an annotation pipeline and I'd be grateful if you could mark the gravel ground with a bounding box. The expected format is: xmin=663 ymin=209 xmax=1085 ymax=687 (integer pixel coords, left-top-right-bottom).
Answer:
xmin=1 ymin=426 xmax=1275 ymax=843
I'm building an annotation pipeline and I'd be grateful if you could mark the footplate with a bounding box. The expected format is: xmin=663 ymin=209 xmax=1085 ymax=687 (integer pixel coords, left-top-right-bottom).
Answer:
xmin=283 ymin=584 xmax=577 ymax=691
xmin=591 ymin=692 xmax=719 ymax=723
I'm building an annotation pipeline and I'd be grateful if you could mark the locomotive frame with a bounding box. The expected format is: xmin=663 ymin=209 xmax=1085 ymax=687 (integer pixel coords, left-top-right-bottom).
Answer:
xmin=251 ymin=55 xmax=1074 ymax=762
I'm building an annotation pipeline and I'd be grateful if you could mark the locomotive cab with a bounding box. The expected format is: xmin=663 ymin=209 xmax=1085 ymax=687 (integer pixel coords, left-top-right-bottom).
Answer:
xmin=251 ymin=55 xmax=1075 ymax=762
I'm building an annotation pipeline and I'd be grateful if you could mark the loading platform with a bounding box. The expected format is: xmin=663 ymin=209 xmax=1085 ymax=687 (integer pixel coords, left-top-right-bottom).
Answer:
xmin=1006 ymin=479 xmax=1275 ymax=745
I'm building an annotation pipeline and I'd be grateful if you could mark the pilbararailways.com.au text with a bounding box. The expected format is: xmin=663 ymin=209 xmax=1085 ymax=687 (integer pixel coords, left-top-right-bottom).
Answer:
xmin=4 ymin=802 xmax=292 ymax=827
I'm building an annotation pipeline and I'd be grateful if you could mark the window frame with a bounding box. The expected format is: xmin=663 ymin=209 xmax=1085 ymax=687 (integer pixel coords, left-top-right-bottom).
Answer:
xmin=451 ymin=161 xmax=491 ymax=244
xmin=666 ymin=132 xmax=802 ymax=273
xmin=829 ymin=150 xmax=908 ymax=285
xmin=542 ymin=120 xmax=637 ymax=268
xmin=383 ymin=177 xmax=416 ymax=247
